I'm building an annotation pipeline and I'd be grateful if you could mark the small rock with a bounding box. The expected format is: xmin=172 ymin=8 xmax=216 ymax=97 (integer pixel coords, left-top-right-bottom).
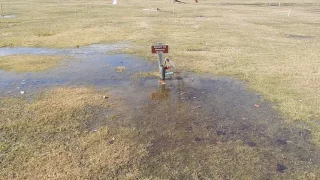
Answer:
xmin=20 ymin=91 xmax=25 ymax=95
xmin=254 ymin=104 xmax=260 ymax=108
xmin=186 ymin=127 xmax=192 ymax=131
xmin=216 ymin=130 xmax=226 ymax=136
xmin=196 ymin=106 xmax=201 ymax=109
xmin=194 ymin=137 xmax=202 ymax=142
xmin=102 ymin=96 xmax=109 ymax=99
xmin=108 ymin=137 xmax=115 ymax=144
xmin=216 ymin=141 xmax=222 ymax=145
xmin=299 ymin=129 xmax=311 ymax=138
xmin=276 ymin=164 xmax=287 ymax=173
xmin=276 ymin=139 xmax=287 ymax=145
xmin=247 ymin=141 xmax=257 ymax=147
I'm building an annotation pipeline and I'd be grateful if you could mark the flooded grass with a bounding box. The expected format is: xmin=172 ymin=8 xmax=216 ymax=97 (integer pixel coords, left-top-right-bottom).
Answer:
xmin=0 ymin=42 xmax=319 ymax=178
xmin=1 ymin=74 xmax=320 ymax=178
xmin=0 ymin=55 xmax=65 ymax=72
xmin=0 ymin=44 xmax=153 ymax=95
xmin=134 ymin=71 xmax=159 ymax=78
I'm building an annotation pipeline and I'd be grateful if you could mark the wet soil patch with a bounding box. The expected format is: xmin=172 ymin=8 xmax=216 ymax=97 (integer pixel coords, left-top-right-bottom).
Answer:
xmin=216 ymin=130 xmax=226 ymax=136
xmin=276 ymin=164 xmax=288 ymax=173
xmin=246 ymin=141 xmax=257 ymax=147
xmin=115 ymin=73 xmax=320 ymax=177
xmin=276 ymin=139 xmax=287 ymax=145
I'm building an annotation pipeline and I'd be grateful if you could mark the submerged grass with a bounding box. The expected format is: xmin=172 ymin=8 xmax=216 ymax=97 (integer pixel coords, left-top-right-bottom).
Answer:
xmin=1 ymin=87 xmax=319 ymax=179
xmin=0 ymin=55 xmax=65 ymax=72
xmin=134 ymin=71 xmax=159 ymax=78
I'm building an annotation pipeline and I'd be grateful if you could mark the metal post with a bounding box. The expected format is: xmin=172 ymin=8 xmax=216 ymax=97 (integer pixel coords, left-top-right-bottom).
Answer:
xmin=158 ymin=42 xmax=163 ymax=73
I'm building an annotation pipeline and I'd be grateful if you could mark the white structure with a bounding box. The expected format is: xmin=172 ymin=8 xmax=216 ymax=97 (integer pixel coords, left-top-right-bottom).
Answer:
xmin=113 ymin=0 xmax=117 ymax=5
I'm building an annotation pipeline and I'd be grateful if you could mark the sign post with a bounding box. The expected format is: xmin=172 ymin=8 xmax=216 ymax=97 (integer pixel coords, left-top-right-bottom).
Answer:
xmin=151 ymin=42 xmax=169 ymax=80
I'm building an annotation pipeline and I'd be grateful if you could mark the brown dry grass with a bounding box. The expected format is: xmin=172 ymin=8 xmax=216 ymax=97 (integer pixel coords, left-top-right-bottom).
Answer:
xmin=0 ymin=87 xmax=148 ymax=179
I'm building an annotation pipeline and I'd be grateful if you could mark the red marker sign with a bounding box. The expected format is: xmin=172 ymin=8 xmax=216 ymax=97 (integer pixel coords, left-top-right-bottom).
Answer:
xmin=151 ymin=45 xmax=169 ymax=54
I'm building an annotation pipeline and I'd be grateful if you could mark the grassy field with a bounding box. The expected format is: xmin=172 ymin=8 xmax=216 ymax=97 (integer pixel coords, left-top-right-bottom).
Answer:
xmin=0 ymin=0 xmax=320 ymax=178
xmin=0 ymin=0 xmax=318 ymax=127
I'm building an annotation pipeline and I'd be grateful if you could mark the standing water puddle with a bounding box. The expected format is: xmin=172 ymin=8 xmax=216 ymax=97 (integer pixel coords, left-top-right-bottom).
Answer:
xmin=1 ymin=44 xmax=320 ymax=178
xmin=0 ymin=44 xmax=154 ymax=95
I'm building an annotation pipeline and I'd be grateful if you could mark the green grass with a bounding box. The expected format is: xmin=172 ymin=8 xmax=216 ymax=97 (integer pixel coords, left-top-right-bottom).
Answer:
xmin=0 ymin=55 xmax=65 ymax=72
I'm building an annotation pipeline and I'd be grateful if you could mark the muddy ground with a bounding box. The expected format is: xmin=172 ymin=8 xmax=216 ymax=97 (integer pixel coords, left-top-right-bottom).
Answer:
xmin=1 ymin=44 xmax=320 ymax=179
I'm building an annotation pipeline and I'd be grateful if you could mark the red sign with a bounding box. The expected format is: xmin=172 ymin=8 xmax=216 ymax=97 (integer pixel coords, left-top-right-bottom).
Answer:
xmin=151 ymin=45 xmax=169 ymax=54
